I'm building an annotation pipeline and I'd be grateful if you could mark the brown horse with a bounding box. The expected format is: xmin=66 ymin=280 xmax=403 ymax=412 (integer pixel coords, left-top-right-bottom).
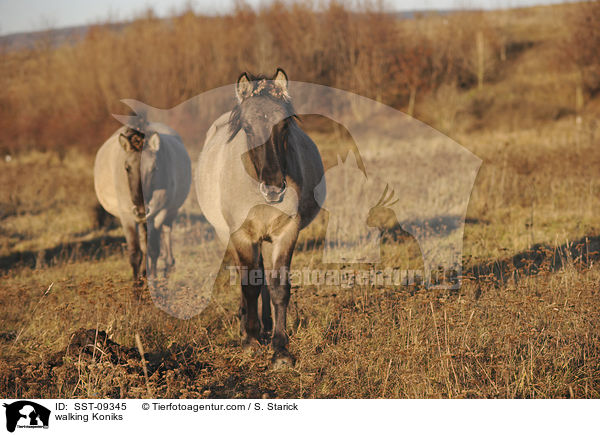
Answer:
xmin=196 ymin=69 xmax=325 ymax=366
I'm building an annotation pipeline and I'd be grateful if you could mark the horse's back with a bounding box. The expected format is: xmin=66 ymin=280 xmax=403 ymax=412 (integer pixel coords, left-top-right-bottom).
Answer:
xmin=147 ymin=122 xmax=178 ymax=137
xmin=94 ymin=130 xmax=124 ymax=218
xmin=154 ymin=126 xmax=192 ymax=211
xmin=196 ymin=112 xmax=234 ymax=242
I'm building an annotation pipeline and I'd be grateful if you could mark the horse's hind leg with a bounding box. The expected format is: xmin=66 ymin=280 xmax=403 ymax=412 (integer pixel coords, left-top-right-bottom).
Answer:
xmin=161 ymin=223 xmax=175 ymax=276
xmin=146 ymin=224 xmax=161 ymax=279
xmin=122 ymin=219 xmax=142 ymax=285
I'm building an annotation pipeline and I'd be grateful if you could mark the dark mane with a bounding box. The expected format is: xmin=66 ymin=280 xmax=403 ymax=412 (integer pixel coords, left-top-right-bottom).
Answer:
xmin=122 ymin=127 xmax=145 ymax=151
xmin=228 ymin=73 xmax=298 ymax=143
xmin=122 ymin=109 xmax=150 ymax=151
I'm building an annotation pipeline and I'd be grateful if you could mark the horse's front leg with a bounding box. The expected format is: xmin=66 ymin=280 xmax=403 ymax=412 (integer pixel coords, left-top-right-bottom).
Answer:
xmin=230 ymin=231 xmax=262 ymax=349
xmin=262 ymin=218 xmax=299 ymax=367
xmin=137 ymin=221 xmax=148 ymax=279
xmin=260 ymin=283 xmax=272 ymax=338
xmin=146 ymin=222 xmax=161 ymax=280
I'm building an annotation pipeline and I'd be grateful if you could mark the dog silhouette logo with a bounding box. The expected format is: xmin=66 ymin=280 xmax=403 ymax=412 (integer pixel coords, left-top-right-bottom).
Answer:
xmin=3 ymin=401 xmax=50 ymax=432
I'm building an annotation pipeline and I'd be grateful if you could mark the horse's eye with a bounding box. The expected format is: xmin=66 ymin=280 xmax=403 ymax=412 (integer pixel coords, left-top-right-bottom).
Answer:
xmin=125 ymin=164 xmax=131 ymax=172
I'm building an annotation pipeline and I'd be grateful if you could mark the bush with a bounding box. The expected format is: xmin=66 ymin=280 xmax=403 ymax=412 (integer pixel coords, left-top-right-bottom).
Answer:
xmin=564 ymin=1 xmax=600 ymax=97
xmin=0 ymin=1 xmax=503 ymax=154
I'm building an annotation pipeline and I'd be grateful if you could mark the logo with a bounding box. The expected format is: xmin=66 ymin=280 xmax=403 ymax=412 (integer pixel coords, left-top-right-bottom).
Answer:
xmin=114 ymin=81 xmax=481 ymax=319
xmin=3 ymin=401 xmax=50 ymax=433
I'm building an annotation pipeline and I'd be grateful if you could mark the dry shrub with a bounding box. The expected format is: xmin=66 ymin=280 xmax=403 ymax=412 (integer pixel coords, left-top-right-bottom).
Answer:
xmin=563 ymin=1 xmax=600 ymax=97
xmin=0 ymin=1 xmax=504 ymax=155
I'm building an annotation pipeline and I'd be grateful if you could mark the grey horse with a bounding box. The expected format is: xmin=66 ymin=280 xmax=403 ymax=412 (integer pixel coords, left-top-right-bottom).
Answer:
xmin=196 ymin=69 xmax=325 ymax=366
xmin=94 ymin=122 xmax=191 ymax=283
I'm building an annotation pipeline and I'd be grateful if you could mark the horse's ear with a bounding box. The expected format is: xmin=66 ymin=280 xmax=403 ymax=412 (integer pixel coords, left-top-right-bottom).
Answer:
xmin=273 ymin=68 xmax=288 ymax=84
xmin=119 ymin=133 xmax=133 ymax=152
xmin=148 ymin=133 xmax=160 ymax=152
xmin=272 ymin=68 xmax=289 ymax=97
xmin=236 ymin=72 xmax=253 ymax=102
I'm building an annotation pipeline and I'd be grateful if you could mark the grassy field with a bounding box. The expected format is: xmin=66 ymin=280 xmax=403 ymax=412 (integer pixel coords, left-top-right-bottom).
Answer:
xmin=1 ymin=3 xmax=600 ymax=398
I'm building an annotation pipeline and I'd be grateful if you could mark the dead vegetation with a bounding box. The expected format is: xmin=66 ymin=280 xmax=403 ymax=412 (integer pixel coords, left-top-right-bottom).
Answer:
xmin=1 ymin=1 xmax=600 ymax=398
xmin=1 ymin=1 xmax=597 ymax=154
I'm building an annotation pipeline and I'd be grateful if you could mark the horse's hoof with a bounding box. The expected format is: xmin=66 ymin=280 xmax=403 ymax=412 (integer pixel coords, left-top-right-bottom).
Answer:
xmin=132 ymin=286 xmax=146 ymax=300
xmin=145 ymin=277 xmax=156 ymax=290
xmin=271 ymin=350 xmax=294 ymax=369
xmin=242 ymin=337 xmax=261 ymax=353
xmin=260 ymin=330 xmax=272 ymax=342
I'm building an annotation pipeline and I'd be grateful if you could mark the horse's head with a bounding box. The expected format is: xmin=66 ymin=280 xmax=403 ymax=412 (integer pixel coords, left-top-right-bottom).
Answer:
xmin=118 ymin=127 xmax=166 ymax=222
xmin=229 ymin=68 xmax=295 ymax=204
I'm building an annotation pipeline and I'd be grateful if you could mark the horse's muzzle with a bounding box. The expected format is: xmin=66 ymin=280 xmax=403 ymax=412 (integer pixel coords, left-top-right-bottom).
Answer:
xmin=260 ymin=179 xmax=287 ymax=204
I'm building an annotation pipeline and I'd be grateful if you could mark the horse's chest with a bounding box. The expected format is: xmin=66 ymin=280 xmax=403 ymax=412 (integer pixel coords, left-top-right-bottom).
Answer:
xmin=235 ymin=206 xmax=297 ymax=242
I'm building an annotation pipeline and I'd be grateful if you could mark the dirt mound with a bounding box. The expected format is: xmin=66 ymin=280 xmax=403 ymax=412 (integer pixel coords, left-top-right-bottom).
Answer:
xmin=48 ymin=329 xmax=141 ymax=367
xmin=46 ymin=328 xmax=208 ymax=374
xmin=0 ymin=329 xmax=213 ymax=398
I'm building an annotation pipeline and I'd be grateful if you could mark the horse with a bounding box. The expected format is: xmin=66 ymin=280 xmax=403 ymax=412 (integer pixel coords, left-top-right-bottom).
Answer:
xmin=94 ymin=121 xmax=191 ymax=283
xmin=195 ymin=68 xmax=325 ymax=366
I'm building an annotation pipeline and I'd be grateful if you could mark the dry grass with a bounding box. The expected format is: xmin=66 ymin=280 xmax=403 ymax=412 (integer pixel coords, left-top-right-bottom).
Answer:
xmin=1 ymin=114 xmax=600 ymax=398
xmin=1 ymin=2 xmax=600 ymax=399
